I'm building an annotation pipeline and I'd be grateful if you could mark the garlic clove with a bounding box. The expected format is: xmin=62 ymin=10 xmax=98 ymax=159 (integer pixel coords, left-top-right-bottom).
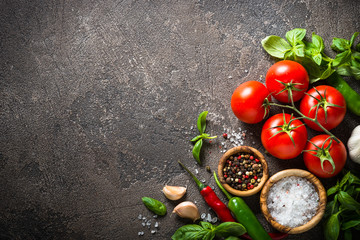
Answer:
xmin=162 ymin=185 xmax=186 ymax=200
xmin=173 ymin=201 xmax=200 ymax=222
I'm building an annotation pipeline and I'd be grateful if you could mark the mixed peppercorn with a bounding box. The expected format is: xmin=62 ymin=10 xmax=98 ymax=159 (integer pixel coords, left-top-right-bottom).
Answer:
xmin=222 ymin=152 xmax=263 ymax=191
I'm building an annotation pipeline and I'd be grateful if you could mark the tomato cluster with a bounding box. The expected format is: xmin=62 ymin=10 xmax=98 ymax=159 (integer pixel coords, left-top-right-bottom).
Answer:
xmin=230 ymin=60 xmax=347 ymax=178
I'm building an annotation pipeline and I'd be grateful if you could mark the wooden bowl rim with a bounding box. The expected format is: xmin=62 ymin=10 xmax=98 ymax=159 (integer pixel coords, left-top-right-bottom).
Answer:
xmin=260 ymin=169 xmax=327 ymax=234
xmin=217 ymin=146 xmax=269 ymax=197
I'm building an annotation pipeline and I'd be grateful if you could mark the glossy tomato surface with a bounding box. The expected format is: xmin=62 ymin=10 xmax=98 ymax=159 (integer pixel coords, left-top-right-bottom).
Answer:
xmin=261 ymin=113 xmax=308 ymax=159
xmin=265 ymin=60 xmax=309 ymax=103
xmin=300 ymin=85 xmax=346 ymax=131
xmin=303 ymin=135 xmax=346 ymax=178
xmin=231 ymin=81 xmax=270 ymax=124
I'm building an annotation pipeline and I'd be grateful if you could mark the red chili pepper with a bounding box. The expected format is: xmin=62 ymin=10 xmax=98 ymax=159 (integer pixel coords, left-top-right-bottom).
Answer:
xmin=178 ymin=161 xmax=236 ymax=223
xmin=241 ymin=232 xmax=288 ymax=240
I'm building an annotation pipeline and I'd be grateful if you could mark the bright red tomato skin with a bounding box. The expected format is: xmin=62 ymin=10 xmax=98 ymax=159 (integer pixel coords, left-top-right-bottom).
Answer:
xmin=261 ymin=113 xmax=308 ymax=159
xmin=300 ymin=85 xmax=346 ymax=131
xmin=303 ymin=135 xmax=347 ymax=178
xmin=265 ymin=60 xmax=309 ymax=103
xmin=231 ymin=81 xmax=270 ymax=124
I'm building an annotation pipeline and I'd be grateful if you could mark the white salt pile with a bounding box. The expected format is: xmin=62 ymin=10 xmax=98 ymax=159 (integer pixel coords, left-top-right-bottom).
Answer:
xmin=267 ymin=176 xmax=319 ymax=228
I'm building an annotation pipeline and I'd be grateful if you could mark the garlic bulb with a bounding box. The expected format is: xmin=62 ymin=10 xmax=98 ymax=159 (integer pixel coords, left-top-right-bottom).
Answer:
xmin=172 ymin=201 xmax=200 ymax=222
xmin=348 ymin=125 xmax=360 ymax=164
xmin=162 ymin=185 xmax=186 ymax=200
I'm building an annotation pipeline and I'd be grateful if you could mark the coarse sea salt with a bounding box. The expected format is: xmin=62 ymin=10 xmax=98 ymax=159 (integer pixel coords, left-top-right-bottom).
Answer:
xmin=267 ymin=176 xmax=319 ymax=228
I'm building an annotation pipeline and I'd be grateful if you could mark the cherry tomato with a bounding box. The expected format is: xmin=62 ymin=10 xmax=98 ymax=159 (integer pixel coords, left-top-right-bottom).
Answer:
xmin=303 ymin=135 xmax=346 ymax=178
xmin=261 ymin=113 xmax=308 ymax=159
xmin=231 ymin=81 xmax=271 ymax=124
xmin=265 ymin=60 xmax=309 ymax=103
xmin=300 ymin=85 xmax=346 ymax=131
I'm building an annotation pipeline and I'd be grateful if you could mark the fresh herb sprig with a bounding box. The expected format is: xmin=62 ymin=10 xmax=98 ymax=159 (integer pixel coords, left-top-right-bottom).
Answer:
xmin=171 ymin=221 xmax=246 ymax=240
xmin=191 ymin=111 xmax=217 ymax=165
xmin=324 ymin=171 xmax=360 ymax=240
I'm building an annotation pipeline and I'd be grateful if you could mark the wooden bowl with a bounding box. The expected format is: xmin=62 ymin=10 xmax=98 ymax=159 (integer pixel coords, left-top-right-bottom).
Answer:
xmin=260 ymin=169 xmax=327 ymax=234
xmin=217 ymin=146 xmax=269 ymax=197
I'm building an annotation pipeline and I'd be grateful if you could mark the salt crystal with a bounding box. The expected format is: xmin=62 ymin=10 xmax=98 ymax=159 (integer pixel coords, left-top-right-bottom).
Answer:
xmin=151 ymin=230 xmax=156 ymax=234
xmin=142 ymin=222 xmax=146 ymax=227
xmin=201 ymin=179 xmax=206 ymax=183
xmin=153 ymin=215 xmax=158 ymax=218
xmin=211 ymin=217 xmax=218 ymax=223
xmin=206 ymin=213 xmax=212 ymax=222
xmin=195 ymin=169 xmax=199 ymax=174
xmin=154 ymin=222 xmax=159 ymax=228
xmin=201 ymin=213 xmax=206 ymax=219
xmin=138 ymin=214 xmax=142 ymax=220
xmin=267 ymin=176 xmax=319 ymax=228
xmin=138 ymin=231 xmax=144 ymax=236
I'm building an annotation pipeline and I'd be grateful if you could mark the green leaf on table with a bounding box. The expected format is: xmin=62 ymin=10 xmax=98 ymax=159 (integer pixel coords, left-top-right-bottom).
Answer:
xmin=348 ymin=172 xmax=360 ymax=185
xmin=349 ymin=32 xmax=359 ymax=47
xmin=353 ymin=52 xmax=360 ymax=61
xmin=214 ymin=222 xmax=247 ymax=238
xmin=191 ymin=135 xmax=203 ymax=142
xmin=224 ymin=237 xmax=241 ymax=240
xmin=342 ymin=219 xmax=360 ymax=230
xmin=336 ymin=65 xmax=352 ymax=77
xmin=192 ymin=139 xmax=203 ymax=164
xmin=293 ymin=44 xmax=305 ymax=57
xmin=332 ymin=37 xmax=350 ymax=52
xmin=200 ymin=221 xmax=214 ymax=230
xmin=320 ymin=62 xmax=335 ymax=80
xmin=338 ymin=191 xmax=360 ymax=210
xmin=197 ymin=111 xmax=208 ymax=134
xmin=312 ymin=32 xmax=325 ymax=52
xmin=286 ymin=28 xmax=306 ymax=46
xmin=333 ymin=50 xmax=352 ymax=67
xmin=340 ymin=172 xmax=351 ymax=188
xmin=171 ymin=224 xmax=204 ymax=240
xmin=350 ymin=66 xmax=360 ymax=80
xmin=261 ymin=35 xmax=291 ymax=59
xmin=327 ymin=185 xmax=339 ymax=196
xmin=324 ymin=213 xmax=340 ymax=240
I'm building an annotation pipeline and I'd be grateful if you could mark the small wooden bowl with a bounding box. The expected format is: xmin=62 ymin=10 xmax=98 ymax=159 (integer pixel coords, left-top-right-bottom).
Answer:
xmin=218 ymin=146 xmax=269 ymax=197
xmin=260 ymin=169 xmax=327 ymax=234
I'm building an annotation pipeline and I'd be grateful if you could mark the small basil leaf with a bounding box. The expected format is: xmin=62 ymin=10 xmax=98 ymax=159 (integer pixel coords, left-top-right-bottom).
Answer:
xmin=324 ymin=213 xmax=340 ymax=240
xmin=332 ymin=37 xmax=350 ymax=52
xmin=338 ymin=191 xmax=360 ymax=210
xmin=336 ymin=65 xmax=352 ymax=77
xmin=312 ymin=32 xmax=325 ymax=52
xmin=349 ymin=32 xmax=359 ymax=47
xmin=320 ymin=63 xmax=335 ymax=79
xmin=286 ymin=28 xmax=306 ymax=46
xmin=261 ymin=35 xmax=291 ymax=59
xmin=192 ymin=139 xmax=203 ymax=164
xmin=197 ymin=111 xmax=208 ymax=134
xmin=312 ymin=53 xmax=322 ymax=65
xmin=353 ymin=52 xmax=360 ymax=61
xmin=324 ymin=199 xmax=339 ymax=219
xmin=214 ymin=222 xmax=247 ymax=238
xmin=200 ymin=221 xmax=214 ymax=230
xmin=142 ymin=197 xmax=167 ymax=216
xmin=172 ymin=224 xmax=204 ymax=240
xmin=327 ymin=185 xmax=339 ymax=196
xmin=284 ymin=50 xmax=295 ymax=60
xmin=191 ymin=135 xmax=203 ymax=142
xmin=350 ymin=66 xmax=360 ymax=80
xmin=224 ymin=237 xmax=241 ymax=240
xmin=348 ymin=172 xmax=360 ymax=185
xmin=333 ymin=50 xmax=352 ymax=67
xmin=340 ymin=172 xmax=351 ymax=188
xmin=341 ymin=220 xmax=360 ymax=230
xmin=293 ymin=44 xmax=305 ymax=57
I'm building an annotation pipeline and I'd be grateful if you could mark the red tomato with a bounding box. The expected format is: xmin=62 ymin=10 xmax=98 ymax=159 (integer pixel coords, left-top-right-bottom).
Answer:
xmin=261 ymin=113 xmax=308 ymax=159
xmin=300 ymin=85 xmax=346 ymax=131
xmin=303 ymin=135 xmax=346 ymax=178
xmin=231 ymin=81 xmax=271 ymax=124
xmin=265 ymin=60 xmax=309 ymax=103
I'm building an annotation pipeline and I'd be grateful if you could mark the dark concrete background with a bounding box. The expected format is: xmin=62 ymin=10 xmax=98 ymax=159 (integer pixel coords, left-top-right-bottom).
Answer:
xmin=1 ymin=0 xmax=359 ymax=239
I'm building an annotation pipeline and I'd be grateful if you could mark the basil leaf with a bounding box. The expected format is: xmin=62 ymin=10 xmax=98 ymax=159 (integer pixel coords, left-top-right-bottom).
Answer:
xmin=192 ymin=139 xmax=203 ymax=164
xmin=342 ymin=220 xmax=360 ymax=230
xmin=324 ymin=213 xmax=340 ymax=240
xmin=261 ymin=35 xmax=291 ymax=59
xmin=350 ymin=66 xmax=360 ymax=80
xmin=225 ymin=237 xmax=241 ymax=240
xmin=172 ymin=224 xmax=204 ymax=240
xmin=340 ymin=172 xmax=351 ymax=188
xmin=327 ymin=185 xmax=339 ymax=196
xmin=198 ymin=229 xmax=215 ymax=240
xmin=357 ymin=42 xmax=360 ymax=51
xmin=293 ymin=44 xmax=305 ymax=57
xmin=336 ymin=65 xmax=352 ymax=77
xmin=191 ymin=135 xmax=203 ymax=142
xmin=312 ymin=53 xmax=323 ymax=65
xmin=312 ymin=32 xmax=325 ymax=52
xmin=332 ymin=37 xmax=350 ymax=52
xmin=338 ymin=191 xmax=360 ymax=210
xmin=320 ymin=63 xmax=335 ymax=79
xmin=286 ymin=28 xmax=306 ymax=46
xmin=200 ymin=221 xmax=214 ymax=230
xmin=353 ymin=52 xmax=360 ymax=61
xmin=333 ymin=50 xmax=352 ymax=67
xmin=142 ymin=197 xmax=167 ymax=216
xmin=348 ymin=172 xmax=360 ymax=185
xmin=349 ymin=32 xmax=359 ymax=47
xmin=214 ymin=222 xmax=247 ymax=238
xmin=197 ymin=111 xmax=208 ymax=134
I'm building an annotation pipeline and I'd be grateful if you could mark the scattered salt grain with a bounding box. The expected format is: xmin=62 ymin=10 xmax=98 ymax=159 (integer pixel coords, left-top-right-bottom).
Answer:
xmin=153 ymin=215 xmax=158 ymax=219
xmin=138 ymin=214 xmax=142 ymax=220
xmin=201 ymin=213 xmax=206 ymax=219
xmin=211 ymin=217 xmax=218 ymax=223
xmin=267 ymin=176 xmax=319 ymax=228
xmin=138 ymin=231 xmax=144 ymax=236
xmin=154 ymin=222 xmax=159 ymax=228
xmin=151 ymin=230 xmax=156 ymax=234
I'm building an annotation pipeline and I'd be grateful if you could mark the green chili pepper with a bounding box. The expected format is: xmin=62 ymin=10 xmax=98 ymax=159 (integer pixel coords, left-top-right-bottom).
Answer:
xmin=142 ymin=197 xmax=167 ymax=216
xmin=213 ymin=172 xmax=272 ymax=240
xmin=327 ymin=72 xmax=360 ymax=116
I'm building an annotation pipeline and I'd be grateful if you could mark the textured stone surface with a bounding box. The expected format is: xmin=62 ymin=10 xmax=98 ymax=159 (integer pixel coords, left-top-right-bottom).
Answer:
xmin=1 ymin=0 xmax=359 ymax=239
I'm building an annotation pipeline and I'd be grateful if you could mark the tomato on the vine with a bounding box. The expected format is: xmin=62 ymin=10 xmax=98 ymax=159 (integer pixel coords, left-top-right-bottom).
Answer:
xmin=231 ymin=81 xmax=271 ymax=124
xmin=303 ymin=135 xmax=346 ymax=178
xmin=261 ymin=113 xmax=308 ymax=159
xmin=300 ymin=85 xmax=346 ymax=131
xmin=265 ymin=60 xmax=309 ymax=103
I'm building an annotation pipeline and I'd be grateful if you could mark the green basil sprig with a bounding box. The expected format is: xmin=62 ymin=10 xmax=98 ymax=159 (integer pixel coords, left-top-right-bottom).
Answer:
xmin=191 ymin=111 xmax=217 ymax=165
xmin=141 ymin=197 xmax=167 ymax=216
xmin=171 ymin=221 xmax=246 ymax=240
xmin=324 ymin=171 xmax=360 ymax=240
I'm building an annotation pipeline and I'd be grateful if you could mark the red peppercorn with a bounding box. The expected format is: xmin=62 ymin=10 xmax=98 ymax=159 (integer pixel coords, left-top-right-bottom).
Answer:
xmin=223 ymin=133 xmax=228 ymax=139
xmin=250 ymin=156 xmax=254 ymax=160
xmin=245 ymin=175 xmax=249 ymax=179
xmin=255 ymin=159 xmax=260 ymax=163
xmin=254 ymin=176 xmax=258 ymax=180
xmin=224 ymin=175 xmax=228 ymax=178
xmin=250 ymin=185 xmax=254 ymax=189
